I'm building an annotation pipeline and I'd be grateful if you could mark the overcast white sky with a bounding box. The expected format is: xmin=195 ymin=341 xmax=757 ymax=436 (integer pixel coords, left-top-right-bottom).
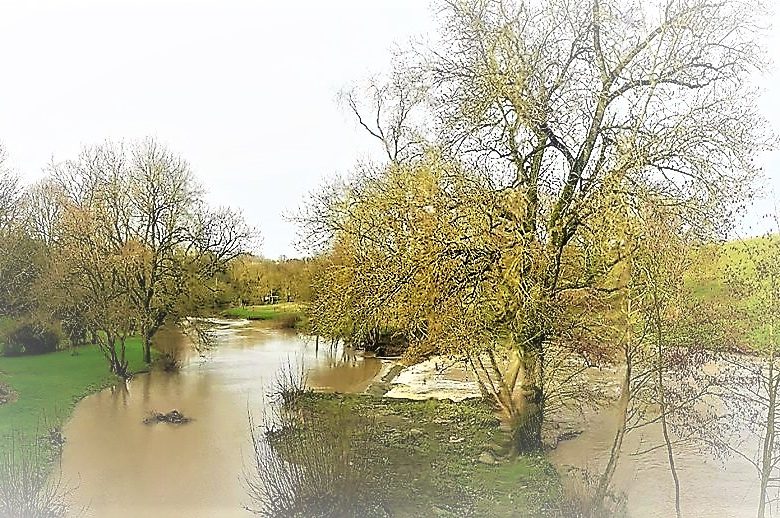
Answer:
xmin=0 ymin=0 xmax=777 ymax=258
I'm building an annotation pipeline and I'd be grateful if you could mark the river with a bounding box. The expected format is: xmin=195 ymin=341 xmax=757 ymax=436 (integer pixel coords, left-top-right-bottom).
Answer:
xmin=58 ymin=321 xmax=380 ymax=518
xmin=58 ymin=321 xmax=766 ymax=517
xmin=549 ymin=367 xmax=763 ymax=518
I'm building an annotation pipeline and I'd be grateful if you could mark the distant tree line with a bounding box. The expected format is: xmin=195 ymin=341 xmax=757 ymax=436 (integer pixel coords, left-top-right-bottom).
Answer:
xmin=209 ymin=256 xmax=315 ymax=308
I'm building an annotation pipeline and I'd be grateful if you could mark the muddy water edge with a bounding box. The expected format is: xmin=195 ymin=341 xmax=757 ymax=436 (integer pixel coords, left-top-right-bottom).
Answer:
xmin=548 ymin=364 xmax=761 ymax=518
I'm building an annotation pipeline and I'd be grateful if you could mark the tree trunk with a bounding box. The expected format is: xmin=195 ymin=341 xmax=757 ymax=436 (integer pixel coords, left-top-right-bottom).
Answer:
xmin=143 ymin=334 xmax=152 ymax=364
xmin=470 ymin=342 xmax=545 ymax=453
xmin=757 ymin=363 xmax=776 ymax=518
xmin=593 ymin=361 xmax=631 ymax=510
xmin=510 ymin=345 xmax=544 ymax=452
xmin=106 ymin=339 xmax=129 ymax=379
xmin=511 ymin=384 xmax=544 ymax=452
xmin=655 ymin=303 xmax=682 ymax=518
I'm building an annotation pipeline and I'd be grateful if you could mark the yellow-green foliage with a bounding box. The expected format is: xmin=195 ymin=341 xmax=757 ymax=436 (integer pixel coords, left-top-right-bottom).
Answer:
xmin=685 ymin=236 xmax=780 ymax=351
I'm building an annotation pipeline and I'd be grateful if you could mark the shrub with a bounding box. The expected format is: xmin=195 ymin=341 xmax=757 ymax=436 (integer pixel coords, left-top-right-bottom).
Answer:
xmin=152 ymin=352 xmax=182 ymax=372
xmin=246 ymin=360 xmax=387 ymax=517
xmin=273 ymin=313 xmax=302 ymax=330
xmin=0 ymin=339 xmax=24 ymax=357
xmin=0 ymin=436 xmax=71 ymax=517
xmin=245 ymin=409 xmax=386 ymax=518
xmin=2 ymin=321 xmax=62 ymax=356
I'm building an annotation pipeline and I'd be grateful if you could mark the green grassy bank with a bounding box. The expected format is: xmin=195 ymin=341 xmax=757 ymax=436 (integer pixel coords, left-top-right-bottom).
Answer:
xmin=222 ymin=302 xmax=302 ymax=320
xmin=0 ymin=338 xmax=145 ymax=450
xmin=221 ymin=302 xmax=306 ymax=329
xmin=288 ymin=393 xmax=563 ymax=517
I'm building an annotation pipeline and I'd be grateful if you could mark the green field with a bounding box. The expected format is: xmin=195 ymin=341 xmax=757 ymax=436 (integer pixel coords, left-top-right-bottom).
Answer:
xmin=222 ymin=302 xmax=302 ymax=320
xmin=0 ymin=338 xmax=146 ymax=450
xmin=221 ymin=302 xmax=306 ymax=329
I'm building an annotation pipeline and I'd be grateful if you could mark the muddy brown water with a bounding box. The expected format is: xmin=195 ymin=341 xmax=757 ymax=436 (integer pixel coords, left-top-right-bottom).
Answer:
xmin=60 ymin=323 xmax=764 ymax=518
xmin=59 ymin=321 xmax=380 ymax=518
xmin=549 ymin=368 xmax=762 ymax=518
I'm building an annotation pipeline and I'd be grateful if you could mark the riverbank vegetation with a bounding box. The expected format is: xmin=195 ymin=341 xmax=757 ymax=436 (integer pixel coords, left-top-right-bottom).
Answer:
xmin=0 ymin=139 xmax=252 ymax=377
xmin=300 ymin=0 xmax=768 ymax=453
xmin=222 ymin=302 xmax=305 ymax=329
xmin=0 ymin=437 xmax=70 ymax=518
xmin=0 ymin=0 xmax=778 ymax=516
xmin=249 ymin=391 xmax=574 ymax=517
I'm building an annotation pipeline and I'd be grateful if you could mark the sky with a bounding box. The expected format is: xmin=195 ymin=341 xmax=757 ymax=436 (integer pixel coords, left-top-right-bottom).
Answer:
xmin=0 ymin=0 xmax=777 ymax=258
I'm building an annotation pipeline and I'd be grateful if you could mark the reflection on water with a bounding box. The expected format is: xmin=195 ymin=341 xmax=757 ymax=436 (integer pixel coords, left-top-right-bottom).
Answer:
xmin=60 ymin=323 xmax=761 ymax=517
xmin=60 ymin=322 xmax=380 ymax=518
xmin=549 ymin=369 xmax=760 ymax=518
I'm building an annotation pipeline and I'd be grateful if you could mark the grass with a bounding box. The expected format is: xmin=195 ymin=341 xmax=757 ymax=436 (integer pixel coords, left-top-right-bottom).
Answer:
xmin=0 ymin=338 xmax=146 ymax=454
xmin=222 ymin=302 xmax=302 ymax=320
xmin=292 ymin=392 xmax=562 ymax=517
xmin=683 ymin=236 xmax=780 ymax=350
xmin=222 ymin=302 xmax=306 ymax=329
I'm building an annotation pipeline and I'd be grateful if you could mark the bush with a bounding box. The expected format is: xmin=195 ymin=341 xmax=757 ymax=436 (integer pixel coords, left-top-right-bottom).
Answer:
xmin=246 ymin=361 xmax=387 ymax=517
xmin=0 ymin=435 xmax=71 ymax=517
xmin=0 ymin=340 xmax=24 ymax=357
xmin=245 ymin=409 xmax=386 ymax=518
xmin=1 ymin=321 xmax=62 ymax=356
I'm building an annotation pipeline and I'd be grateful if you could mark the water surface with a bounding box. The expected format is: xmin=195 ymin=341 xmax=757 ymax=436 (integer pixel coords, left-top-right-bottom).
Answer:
xmin=60 ymin=322 xmax=379 ymax=518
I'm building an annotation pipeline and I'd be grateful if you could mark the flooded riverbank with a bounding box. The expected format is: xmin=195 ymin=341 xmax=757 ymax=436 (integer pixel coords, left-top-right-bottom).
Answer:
xmin=59 ymin=322 xmax=379 ymax=518
xmin=57 ymin=324 xmax=766 ymax=517
xmin=548 ymin=365 xmax=762 ymax=518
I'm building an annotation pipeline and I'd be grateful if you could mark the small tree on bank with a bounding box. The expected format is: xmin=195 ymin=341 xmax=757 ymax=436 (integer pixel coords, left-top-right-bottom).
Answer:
xmin=49 ymin=204 xmax=140 ymax=377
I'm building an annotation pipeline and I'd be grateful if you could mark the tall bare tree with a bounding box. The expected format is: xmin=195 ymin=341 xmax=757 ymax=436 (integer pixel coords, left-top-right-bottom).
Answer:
xmin=339 ymin=60 xmax=429 ymax=165
xmin=0 ymin=146 xmax=19 ymax=235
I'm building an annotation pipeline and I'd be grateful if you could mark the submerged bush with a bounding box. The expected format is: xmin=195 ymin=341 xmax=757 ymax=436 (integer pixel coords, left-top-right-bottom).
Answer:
xmin=270 ymin=360 xmax=309 ymax=409
xmin=245 ymin=409 xmax=386 ymax=518
xmin=153 ymin=352 xmax=182 ymax=372
xmin=246 ymin=360 xmax=387 ymax=518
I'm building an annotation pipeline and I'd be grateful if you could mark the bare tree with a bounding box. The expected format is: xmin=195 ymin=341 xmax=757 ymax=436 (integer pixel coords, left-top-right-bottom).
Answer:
xmin=0 ymin=146 xmax=19 ymax=234
xmin=47 ymin=138 xmax=253 ymax=365
xmin=22 ymin=177 xmax=66 ymax=247
xmin=339 ymin=59 xmax=429 ymax=165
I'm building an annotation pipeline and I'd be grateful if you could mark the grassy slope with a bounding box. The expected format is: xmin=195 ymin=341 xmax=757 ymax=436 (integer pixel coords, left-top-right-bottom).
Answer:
xmin=685 ymin=237 xmax=776 ymax=348
xmin=0 ymin=338 xmax=145 ymax=447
